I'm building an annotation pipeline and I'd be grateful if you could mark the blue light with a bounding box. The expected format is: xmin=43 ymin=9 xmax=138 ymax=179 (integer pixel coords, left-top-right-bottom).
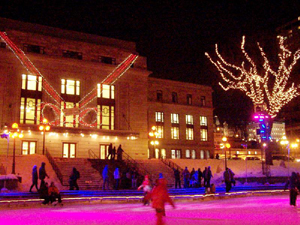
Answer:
xmin=259 ymin=119 xmax=263 ymax=122
xmin=261 ymin=124 xmax=266 ymax=128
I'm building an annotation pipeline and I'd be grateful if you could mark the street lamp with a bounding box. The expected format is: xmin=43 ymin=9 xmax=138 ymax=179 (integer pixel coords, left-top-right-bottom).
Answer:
xmin=222 ymin=137 xmax=230 ymax=169
xmin=10 ymin=123 xmax=23 ymax=174
xmin=39 ymin=118 xmax=50 ymax=155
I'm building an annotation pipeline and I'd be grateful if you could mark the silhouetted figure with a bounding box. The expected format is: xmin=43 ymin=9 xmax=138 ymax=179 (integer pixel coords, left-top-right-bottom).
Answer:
xmin=69 ymin=167 xmax=80 ymax=190
xmin=224 ymin=167 xmax=234 ymax=192
xmin=216 ymin=154 xmax=220 ymax=159
xmin=102 ymin=165 xmax=109 ymax=190
xmin=285 ymin=172 xmax=299 ymax=206
xmin=107 ymin=143 xmax=113 ymax=160
xmin=39 ymin=162 xmax=49 ymax=189
xmin=117 ymin=145 xmax=123 ymax=161
xmin=174 ymin=168 xmax=181 ymax=189
xmin=182 ymin=167 xmax=190 ymax=188
xmin=48 ymin=182 xmax=63 ymax=206
xmin=39 ymin=182 xmax=49 ymax=205
xmin=29 ymin=165 xmax=39 ymax=192
xmin=197 ymin=168 xmax=203 ymax=187
xmin=114 ymin=167 xmax=120 ymax=190
xmin=112 ymin=146 xmax=116 ymax=160
xmin=132 ymin=168 xmax=138 ymax=189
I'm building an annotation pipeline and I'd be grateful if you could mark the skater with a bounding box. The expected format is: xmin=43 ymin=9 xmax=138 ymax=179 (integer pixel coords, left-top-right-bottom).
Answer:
xmin=39 ymin=162 xmax=49 ymax=189
xmin=48 ymin=182 xmax=63 ymax=206
xmin=117 ymin=144 xmax=123 ymax=161
xmin=102 ymin=165 xmax=109 ymax=190
xmin=174 ymin=168 xmax=181 ymax=189
xmin=150 ymin=173 xmax=175 ymax=225
xmin=138 ymin=175 xmax=152 ymax=205
xmin=197 ymin=168 xmax=203 ymax=187
xmin=29 ymin=165 xmax=39 ymax=192
xmin=114 ymin=167 xmax=120 ymax=190
xmin=285 ymin=172 xmax=299 ymax=206
xmin=69 ymin=167 xmax=80 ymax=190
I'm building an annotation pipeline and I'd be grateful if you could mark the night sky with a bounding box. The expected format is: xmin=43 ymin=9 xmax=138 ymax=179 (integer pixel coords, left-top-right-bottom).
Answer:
xmin=0 ymin=1 xmax=300 ymax=127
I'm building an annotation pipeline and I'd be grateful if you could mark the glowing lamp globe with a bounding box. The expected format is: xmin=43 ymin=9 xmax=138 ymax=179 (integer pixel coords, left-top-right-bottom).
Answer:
xmin=12 ymin=123 xmax=18 ymax=129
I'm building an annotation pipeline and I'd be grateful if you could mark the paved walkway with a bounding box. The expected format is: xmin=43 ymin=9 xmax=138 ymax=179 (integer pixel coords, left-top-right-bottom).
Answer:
xmin=0 ymin=195 xmax=299 ymax=224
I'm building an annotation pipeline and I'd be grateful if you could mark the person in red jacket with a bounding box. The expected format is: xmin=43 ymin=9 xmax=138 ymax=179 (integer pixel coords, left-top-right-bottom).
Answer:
xmin=151 ymin=173 xmax=175 ymax=225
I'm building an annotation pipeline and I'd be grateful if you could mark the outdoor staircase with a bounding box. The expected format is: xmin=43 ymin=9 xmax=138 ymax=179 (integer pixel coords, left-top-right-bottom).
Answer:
xmin=135 ymin=159 xmax=175 ymax=187
xmin=53 ymin=158 xmax=102 ymax=190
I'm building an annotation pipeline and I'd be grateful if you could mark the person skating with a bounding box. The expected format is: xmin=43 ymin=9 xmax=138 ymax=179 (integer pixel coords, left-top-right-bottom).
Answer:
xmin=138 ymin=175 xmax=152 ymax=205
xmin=285 ymin=172 xmax=299 ymax=206
xmin=150 ymin=173 xmax=175 ymax=225
xmin=69 ymin=167 xmax=80 ymax=190
xmin=39 ymin=162 xmax=49 ymax=189
xmin=29 ymin=165 xmax=39 ymax=192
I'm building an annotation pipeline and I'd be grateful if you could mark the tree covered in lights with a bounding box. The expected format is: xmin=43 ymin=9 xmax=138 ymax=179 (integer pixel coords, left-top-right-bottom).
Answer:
xmin=205 ymin=36 xmax=300 ymax=118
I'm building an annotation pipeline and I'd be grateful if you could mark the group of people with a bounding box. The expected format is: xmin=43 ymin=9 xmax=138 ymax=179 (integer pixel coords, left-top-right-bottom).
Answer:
xmin=102 ymin=165 xmax=139 ymax=190
xmin=107 ymin=144 xmax=123 ymax=161
xmin=29 ymin=162 xmax=62 ymax=206
xmin=176 ymin=166 xmax=213 ymax=189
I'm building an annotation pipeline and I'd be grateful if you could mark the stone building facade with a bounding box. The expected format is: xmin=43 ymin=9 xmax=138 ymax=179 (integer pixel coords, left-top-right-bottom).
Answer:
xmin=0 ymin=18 xmax=214 ymax=160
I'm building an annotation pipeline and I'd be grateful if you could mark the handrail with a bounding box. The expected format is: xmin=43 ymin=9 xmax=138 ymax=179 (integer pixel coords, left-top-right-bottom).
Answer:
xmin=160 ymin=158 xmax=184 ymax=173
xmin=88 ymin=149 xmax=100 ymax=160
xmin=45 ymin=149 xmax=64 ymax=185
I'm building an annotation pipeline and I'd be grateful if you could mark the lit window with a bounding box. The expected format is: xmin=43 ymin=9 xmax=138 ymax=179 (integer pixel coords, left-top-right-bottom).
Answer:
xmin=186 ymin=128 xmax=194 ymax=140
xmin=154 ymin=126 xmax=164 ymax=138
xmin=171 ymin=127 xmax=179 ymax=139
xmin=60 ymin=102 xmax=79 ymax=128
xmin=22 ymin=141 xmax=36 ymax=155
xmin=97 ymin=105 xmax=114 ymax=130
xmin=22 ymin=74 xmax=42 ymax=91
xmin=61 ymin=79 xmax=80 ymax=95
xmin=171 ymin=149 xmax=181 ymax=159
xmin=171 ymin=113 xmax=179 ymax=124
xmin=191 ymin=150 xmax=196 ymax=159
xmin=155 ymin=112 xmax=164 ymax=122
xmin=186 ymin=115 xmax=193 ymax=125
xmin=97 ymin=84 xmax=115 ymax=99
xmin=200 ymin=150 xmax=204 ymax=159
xmin=20 ymin=97 xmax=41 ymax=125
xmin=186 ymin=149 xmax=190 ymax=158
xmin=200 ymin=129 xmax=208 ymax=141
xmin=200 ymin=116 xmax=207 ymax=126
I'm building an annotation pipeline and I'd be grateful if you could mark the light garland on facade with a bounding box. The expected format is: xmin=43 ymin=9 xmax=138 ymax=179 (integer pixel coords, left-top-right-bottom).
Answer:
xmin=205 ymin=36 xmax=300 ymax=118
xmin=1 ymin=31 xmax=138 ymax=127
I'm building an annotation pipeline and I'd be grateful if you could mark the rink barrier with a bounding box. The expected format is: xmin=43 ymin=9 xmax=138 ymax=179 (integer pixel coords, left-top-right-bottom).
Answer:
xmin=0 ymin=189 xmax=288 ymax=208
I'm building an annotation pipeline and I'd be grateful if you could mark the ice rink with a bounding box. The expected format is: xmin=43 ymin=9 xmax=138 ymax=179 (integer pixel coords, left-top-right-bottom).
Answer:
xmin=0 ymin=195 xmax=299 ymax=225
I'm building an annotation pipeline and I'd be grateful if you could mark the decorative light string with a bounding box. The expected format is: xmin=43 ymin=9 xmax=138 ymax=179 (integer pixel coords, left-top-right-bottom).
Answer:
xmin=205 ymin=36 xmax=300 ymax=118
xmin=1 ymin=31 xmax=138 ymax=126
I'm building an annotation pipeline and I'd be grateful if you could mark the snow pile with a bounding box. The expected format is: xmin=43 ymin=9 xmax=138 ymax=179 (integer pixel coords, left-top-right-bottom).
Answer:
xmin=0 ymin=155 xmax=65 ymax=192
xmin=0 ymin=174 xmax=18 ymax=180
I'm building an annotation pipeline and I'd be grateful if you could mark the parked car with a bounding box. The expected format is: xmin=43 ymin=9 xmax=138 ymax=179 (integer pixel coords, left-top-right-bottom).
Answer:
xmin=245 ymin=156 xmax=260 ymax=160
xmin=272 ymin=155 xmax=294 ymax=162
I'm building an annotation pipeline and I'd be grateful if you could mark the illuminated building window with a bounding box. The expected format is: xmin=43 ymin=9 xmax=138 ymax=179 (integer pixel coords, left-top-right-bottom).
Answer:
xmin=171 ymin=149 xmax=181 ymax=159
xmin=200 ymin=128 xmax=208 ymax=141
xmin=157 ymin=90 xmax=163 ymax=102
xmin=154 ymin=125 xmax=164 ymax=138
xmin=99 ymin=56 xmax=116 ymax=65
xmin=186 ymin=127 xmax=194 ymax=140
xmin=63 ymin=143 xmax=76 ymax=158
xmin=172 ymin=92 xmax=178 ymax=103
xmin=200 ymin=96 xmax=206 ymax=107
xmin=191 ymin=150 xmax=196 ymax=159
xmin=24 ymin=44 xmax=45 ymax=54
xmin=187 ymin=94 xmax=192 ymax=105
xmin=171 ymin=127 xmax=179 ymax=139
xmin=22 ymin=74 xmax=42 ymax=91
xmin=200 ymin=116 xmax=207 ymax=126
xmin=97 ymin=84 xmax=114 ymax=99
xmin=21 ymin=141 xmax=36 ymax=155
xmin=186 ymin=115 xmax=193 ymax=125
xmin=100 ymin=144 xmax=110 ymax=159
xmin=200 ymin=150 xmax=205 ymax=159
xmin=62 ymin=50 xmax=82 ymax=60
xmin=171 ymin=113 xmax=179 ymax=124
xmin=155 ymin=112 xmax=164 ymax=122
xmin=186 ymin=149 xmax=191 ymax=158
xmin=60 ymin=102 xmax=79 ymax=128
xmin=97 ymin=105 xmax=114 ymax=130
xmin=61 ymin=79 xmax=80 ymax=95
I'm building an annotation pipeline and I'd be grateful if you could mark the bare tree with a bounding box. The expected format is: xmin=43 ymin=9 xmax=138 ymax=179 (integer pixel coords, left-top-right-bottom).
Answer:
xmin=205 ymin=36 xmax=300 ymax=118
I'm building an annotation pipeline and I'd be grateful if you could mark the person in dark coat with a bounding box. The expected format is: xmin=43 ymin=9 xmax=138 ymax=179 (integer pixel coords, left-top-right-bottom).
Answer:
xmin=174 ymin=168 xmax=181 ymax=189
xmin=112 ymin=146 xmax=116 ymax=160
xmin=197 ymin=168 xmax=203 ymax=187
xmin=29 ymin=165 xmax=39 ymax=192
xmin=224 ymin=167 xmax=234 ymax=192
xmin=182 ymin=167 xmax=190 ymax=188
xmin=39 ymin=162 xmax=49 ymax=189
xmin=102 ymin=165 xmax=109 ymax=190
xmin=205 ymin=166 xmax=213 ymax=187
xmin=117 ymin=145 xmax=123 ymax=161
xmin=203 ymin=167 xmax=208 ymax=187
xmin=48 ymin=182 xmax=63 ymax=206
xmin=69 ymin=167 xmax=80 ymax=190
xmin=39 ymin=182 xmax=50 ymax=205
xmin=107 ymin=143 xmax=113 ymax=160
xmin=285 ymin=172 xmax=299 ymax=206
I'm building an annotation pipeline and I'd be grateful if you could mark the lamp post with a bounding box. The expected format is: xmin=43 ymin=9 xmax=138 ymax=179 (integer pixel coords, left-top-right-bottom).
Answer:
xmin=10 ymin=123 xmax=23 ymax=174
xmin=39 ymin=118 xmax=50 ymax=155
xmin=222 ymin=137 xmax=230 ymax=170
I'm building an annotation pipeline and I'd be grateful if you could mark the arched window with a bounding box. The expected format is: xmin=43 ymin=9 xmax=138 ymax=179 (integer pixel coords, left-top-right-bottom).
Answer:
xmin=200 ymin=150 xmax=204 ymax=159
